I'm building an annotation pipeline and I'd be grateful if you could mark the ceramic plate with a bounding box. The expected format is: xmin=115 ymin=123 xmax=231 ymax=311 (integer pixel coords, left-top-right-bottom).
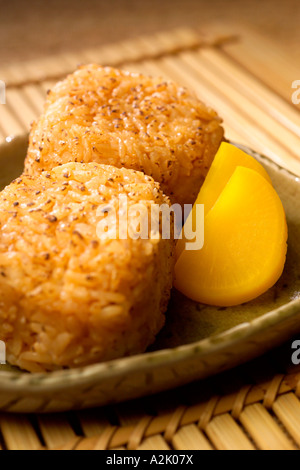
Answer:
xmin=0 ymin=135 xmax=299 ymax=413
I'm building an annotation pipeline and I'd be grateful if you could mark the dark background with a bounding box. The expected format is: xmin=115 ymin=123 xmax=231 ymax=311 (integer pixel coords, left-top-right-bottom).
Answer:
xmin=0 ymin=0 xmax=299 ymax=65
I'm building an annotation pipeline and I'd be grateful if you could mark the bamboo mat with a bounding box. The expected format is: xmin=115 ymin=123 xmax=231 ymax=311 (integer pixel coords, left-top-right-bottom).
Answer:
xmin=1 ymin=26 xmax=300 ymax=175
xmin=1 ymin=26 xmax=300 ymax=450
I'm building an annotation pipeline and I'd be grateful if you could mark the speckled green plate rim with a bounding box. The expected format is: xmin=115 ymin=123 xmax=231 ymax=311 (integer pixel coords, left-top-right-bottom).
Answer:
xmin=0 ymin=140 xmax=299 ymax=394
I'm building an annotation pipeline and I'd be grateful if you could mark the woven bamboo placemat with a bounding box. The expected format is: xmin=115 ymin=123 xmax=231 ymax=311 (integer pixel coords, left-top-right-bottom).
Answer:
xmin=0 ymin=26 xmax=300 ymax=450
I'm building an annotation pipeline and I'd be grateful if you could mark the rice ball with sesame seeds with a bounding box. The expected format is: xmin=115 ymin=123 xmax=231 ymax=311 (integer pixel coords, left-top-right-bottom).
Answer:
xmin=0 ymin=162 xmax=174 ymax=372
xmin=24 ymin=65 xmax=224 ymax=207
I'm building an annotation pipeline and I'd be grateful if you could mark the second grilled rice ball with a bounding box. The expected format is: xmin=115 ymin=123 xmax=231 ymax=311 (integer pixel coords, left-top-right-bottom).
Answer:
xmin=25 ymin=65 xmax=224 ymax=207
xmin=0 ymin=162 xmax=174 ymax=372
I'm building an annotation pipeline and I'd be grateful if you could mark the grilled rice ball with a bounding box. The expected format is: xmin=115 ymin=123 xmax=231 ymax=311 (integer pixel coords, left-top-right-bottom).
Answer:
xmin=24 ymin=65 xmax=224 ymax=207
xmin=0 ymin=162 xmax=174 ymax=372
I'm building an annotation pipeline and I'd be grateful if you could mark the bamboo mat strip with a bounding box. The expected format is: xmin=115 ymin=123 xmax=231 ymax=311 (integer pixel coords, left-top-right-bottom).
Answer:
xmin=137 ymin=435 xmax=171 ymax=451
xmin=198 ymin=22 xmax=300 ymax=110
xmin=0 ymin=104 xmax=25 ymax=139
xmin=199 ymin=47 xmax=300 ymax=138
xmin=38 ymin=414 xmax=77 ymax=449
xmin=172 ymin=424 xmax=213 ymax=450
xmin=77 ymin=409 xmax=110 ymax=438
xmin=21 ymin=84 xmax=46 ymax=116
xmin=0 ymin=415 xmax=41 ymax=450
xmin=272 ymin=393 xmax=300 ymax=447
xmin=6 ymin=89 xmax=37 ymax=130
xmin=205 ymin=413 xmax=255 ymax=450
xmin=222 ymin=30 xmax=300 ymax=108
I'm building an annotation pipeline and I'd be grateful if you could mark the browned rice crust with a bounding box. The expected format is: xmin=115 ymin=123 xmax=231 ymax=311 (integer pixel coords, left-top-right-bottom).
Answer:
xmin=0 ymin=162 xmax=174 ymax=372
xmin=25 ymin=65 xmax=224 ymax=207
